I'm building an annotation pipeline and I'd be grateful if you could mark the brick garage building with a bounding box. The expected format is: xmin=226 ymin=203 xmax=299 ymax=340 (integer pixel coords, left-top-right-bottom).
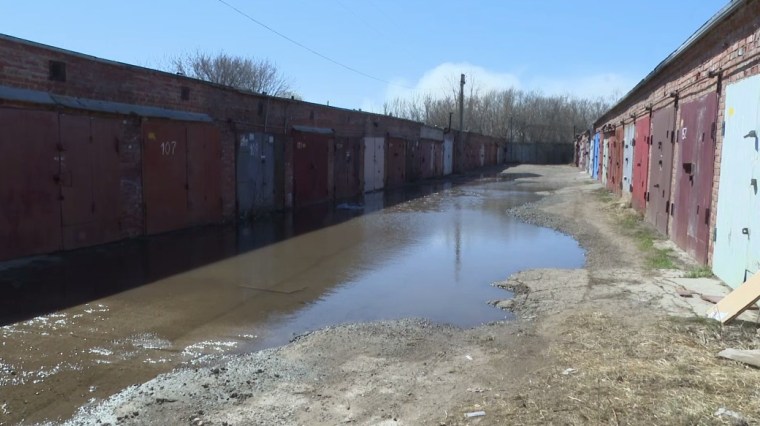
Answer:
xmin=591 ymin=0 xmax=760 ymax=286
xmin=0 ymin=34 xmax=505 ymax=261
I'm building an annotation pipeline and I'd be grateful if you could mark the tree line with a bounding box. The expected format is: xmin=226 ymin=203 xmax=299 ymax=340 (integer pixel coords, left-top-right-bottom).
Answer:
xmin=170 ymin=51 xmax=298 ymax=98
xmin=166 ymin=52 xmax=611 ymax=143
xmin=383 ymin=86 xmax=612 ymax=144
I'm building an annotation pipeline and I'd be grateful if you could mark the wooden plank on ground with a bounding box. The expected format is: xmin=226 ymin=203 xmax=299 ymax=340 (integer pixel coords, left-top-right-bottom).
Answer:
xmin=707 ymin=272 xmax=760 ymax=324
xmin=718 ymin=349 xmax=760 ymax=368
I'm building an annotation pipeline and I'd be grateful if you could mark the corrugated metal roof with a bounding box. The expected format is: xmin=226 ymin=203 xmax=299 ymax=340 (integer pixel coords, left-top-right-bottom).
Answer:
xmin=50 ymin=94 xmax=212 ymax=122
xmin=0 ymin=86 xmax=55 ymax=105
xmin=595 ymin=0 xmax=744 ymax=126
xmin=292 ymin=125 xmax=334 ymax=134
xmin=0 ymin=84 xmax=212 ymax=122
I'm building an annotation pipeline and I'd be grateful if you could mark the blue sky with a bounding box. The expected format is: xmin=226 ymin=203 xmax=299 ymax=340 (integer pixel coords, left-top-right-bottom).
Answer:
xmin=0 ymin=1 xmax=728 ymax=111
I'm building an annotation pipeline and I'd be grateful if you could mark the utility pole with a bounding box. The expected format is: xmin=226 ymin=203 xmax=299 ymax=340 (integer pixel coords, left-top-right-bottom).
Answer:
xmin=459 ymin=73 xmax=465 ymax=132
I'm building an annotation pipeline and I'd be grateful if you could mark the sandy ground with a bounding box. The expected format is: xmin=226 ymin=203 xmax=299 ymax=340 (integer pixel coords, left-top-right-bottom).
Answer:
xmin=60 ymin=165 xmax=760 ymax=426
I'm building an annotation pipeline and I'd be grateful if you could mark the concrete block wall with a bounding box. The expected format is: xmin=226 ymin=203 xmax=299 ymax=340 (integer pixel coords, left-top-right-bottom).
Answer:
xmin=592 ymin=0 xmax=760 ymax=265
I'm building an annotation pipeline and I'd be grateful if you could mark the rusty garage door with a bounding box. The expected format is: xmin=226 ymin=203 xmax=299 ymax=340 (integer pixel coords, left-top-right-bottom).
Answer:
xmin=385 ymin=137 xmax=406 ymax=188
xmin=418 ymin=139 xmax=435 ymax=179
xmin=601 ymin=137 xmax=608 ymax=184
xmin=646 ymin=105 xmax=676 ymax=235
xmin=672 ymin=92 xmax=718 ymax=264
xmin=632 ymin=116 xmax=651 ymax=213
xmin=237 ymin=132 xmax=276 ymax=217
xmin=433 ymin=141 xmax=443 ymax=176
xmin=363 ymin=137 xmax=385 ymax=192
xmin=406 ymin=140 xmax=420 ymax=182
xmin=59 ymin=114 xmax=122 ymax=250
xmin=187 ymin=123 xmax=222 ymax=226
xmin=292 ymin=127 xmax=332 ymax=206
xmin=333 ymin=136 xmax=361 ymax=200
xmin=608 ymin=127 xmax=623 ymax=195
xmin=142 ymin=119 xmax=189 ymax=234
xmin=143 ymin=119 xmax=221 ymax=234
xmin=0 ymin=108 xmax=62 ymax=260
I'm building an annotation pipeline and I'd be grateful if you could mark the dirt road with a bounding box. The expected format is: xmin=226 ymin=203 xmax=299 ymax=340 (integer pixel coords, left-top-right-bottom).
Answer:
xmin=62 ymin=165 xmax=760 ymax=425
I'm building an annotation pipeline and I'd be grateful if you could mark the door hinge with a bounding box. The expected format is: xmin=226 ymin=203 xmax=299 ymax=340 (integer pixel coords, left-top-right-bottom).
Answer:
xmin=721 ymin=121 xmax=726 ymax=137
xmin=713 ymin=227 xmax=717 ymax=242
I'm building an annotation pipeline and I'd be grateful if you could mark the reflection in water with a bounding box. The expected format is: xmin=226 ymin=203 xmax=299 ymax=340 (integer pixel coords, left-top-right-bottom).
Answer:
xmin=1 ymin=177 xmax=585 ymax=337
xmin=241 ymin=188 xmax=583 ymax=350
xmin=0 ymin=176 xmax=585 ymax=424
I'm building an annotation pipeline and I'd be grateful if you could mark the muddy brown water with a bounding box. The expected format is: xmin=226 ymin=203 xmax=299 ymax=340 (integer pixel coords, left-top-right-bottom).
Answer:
xmin=0 ymin=176 xmax=584 ymax=424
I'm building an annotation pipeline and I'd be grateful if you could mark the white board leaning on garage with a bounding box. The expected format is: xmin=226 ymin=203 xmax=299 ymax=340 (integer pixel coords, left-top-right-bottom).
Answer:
xmin=707 ymin=271 xmax=760 ymax=324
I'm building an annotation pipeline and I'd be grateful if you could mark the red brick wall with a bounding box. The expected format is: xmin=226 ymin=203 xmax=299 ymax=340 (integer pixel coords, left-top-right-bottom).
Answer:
xmin=0 ymin=34 xmax=432 ymax=217
xmin=593 ymin=0 xmax=760 ymax=265
xmin=0 ymin=34 xmax=510 ymax=259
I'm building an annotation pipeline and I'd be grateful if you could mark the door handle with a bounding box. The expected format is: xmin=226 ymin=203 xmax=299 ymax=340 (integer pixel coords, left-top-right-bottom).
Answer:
xmin=742 ymin=228 xmax=750 ymax=236
xmin=744 ymin=130 xmax=757 ymax=139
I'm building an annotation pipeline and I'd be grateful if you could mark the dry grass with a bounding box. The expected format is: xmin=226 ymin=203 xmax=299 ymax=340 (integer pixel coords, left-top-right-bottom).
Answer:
xmin=593 ymin=188 xmax=678 ymax=271
xmin=686 ymin=266 xmax=716 ymax=279
xmin=487 ymin=311 xmax=760 ymax=425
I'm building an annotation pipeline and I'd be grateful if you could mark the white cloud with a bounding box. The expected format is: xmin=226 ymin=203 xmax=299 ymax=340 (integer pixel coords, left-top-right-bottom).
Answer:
xmin=526 ymin=73 xmax=636 ymax=101
xmin=364 ymin=63 xmax=636 ymax=112
xmin=385 ymin=62 xmax=521 ymax=102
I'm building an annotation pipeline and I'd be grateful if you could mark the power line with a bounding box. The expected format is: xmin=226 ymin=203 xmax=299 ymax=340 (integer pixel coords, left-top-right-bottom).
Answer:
xmin=333 ymin=0 xmax=385 ymax=38
xmin=214 ymin=0 xmax=408 ymax=89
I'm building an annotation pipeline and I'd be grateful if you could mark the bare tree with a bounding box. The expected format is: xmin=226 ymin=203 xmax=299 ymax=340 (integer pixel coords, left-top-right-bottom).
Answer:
xmin=384 ymin=76 xmax=612 ymax=143
xmin=171 ymin=51 xmax=297 ymax=98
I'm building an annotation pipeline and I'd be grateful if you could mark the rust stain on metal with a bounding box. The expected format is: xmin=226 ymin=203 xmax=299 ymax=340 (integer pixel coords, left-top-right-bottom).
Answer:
xmin=385 ymin=137 xmax=406 ymax=188
xmin=333 ymin=136 xmax=361 ymax=199
xmin=187 ymin=123 xmax=223 ymax=226
xmin=632 ymin=116 xmax=651 ymax=213
xmin=0 ymin=108 xmax=62 ymax=260
xmin=292 ymin=129 xmax=331 ymax=206
xmin=646 ymin=105 xmax=676 ymax=235
xmin=142 ymin=119 xmax=189 ymax=235
xmin=672 ymin=92 xmax=718 ymax=264
xmin=60 ymin=115 xmax=122 ymax=250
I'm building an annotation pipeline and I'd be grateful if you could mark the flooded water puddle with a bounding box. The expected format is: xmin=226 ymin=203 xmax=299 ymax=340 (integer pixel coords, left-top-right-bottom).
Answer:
xmin=0 ymin=176 xmax=584 ymax=423
xmin=239 ymin=187 xmax=583 ymax=350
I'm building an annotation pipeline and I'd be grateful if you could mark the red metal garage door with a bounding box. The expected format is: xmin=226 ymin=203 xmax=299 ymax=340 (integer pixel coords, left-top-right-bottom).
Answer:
xmin=419 ymin=139 xmax=434 ymax=179
xmin=0 ymin=108 xmax=62 ymax=260
xmin=406 ymin=140 xmax=420 ymax=182
xmin=60 ymin=115 xmax=122 ymax=250
xmin=672 ymin=92 xmax=718 ymax=264
xmin=142 ymin=119 xmax=189 ymax=235
xmin=611 ymin=126 xmax=624 ymax=195
xmin=433 ymin=141 xmax=443 ymax=176
xmin=646 ymin=105 xmax=676 ymax=235
xmin=333 ymin=137 xmax=361 ymax=200
xmin=386 ymin=137 xmax=406 ymax=188
xmin=292 ymin=128 xmax=331 ymax=206
xmin=187 ymin=123 xmax=222 ymax=226
xmin=632 ymin=115 xmax=651 ymax=213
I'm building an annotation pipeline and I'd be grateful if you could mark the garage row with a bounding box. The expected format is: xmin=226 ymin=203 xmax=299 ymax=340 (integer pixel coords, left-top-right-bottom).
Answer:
xmin=0 ymin=90 xmax=501 ymax=262
xmin=578 ymin=76 xmax=760 ymax=289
